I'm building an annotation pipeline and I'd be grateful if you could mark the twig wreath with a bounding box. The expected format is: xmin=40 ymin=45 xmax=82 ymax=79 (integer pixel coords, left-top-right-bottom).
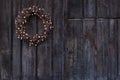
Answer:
xmin=15 ymin=6 xmax=54 ymax=46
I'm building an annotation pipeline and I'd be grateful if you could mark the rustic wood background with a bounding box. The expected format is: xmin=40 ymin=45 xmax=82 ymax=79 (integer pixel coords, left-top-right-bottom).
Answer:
xmin=0 ymin=0 xmax=120 ymax=80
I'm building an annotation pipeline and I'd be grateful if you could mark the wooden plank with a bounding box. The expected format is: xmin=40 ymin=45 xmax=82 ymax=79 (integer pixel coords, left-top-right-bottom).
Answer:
xmin=0 ymin=0 xmax=12 ymax=80
xmin=68 ymin=0 xmax=83 ymax=18
xmin=82 ymin=19 xmax=96 ymax=80
xmin=21 ymin=0 xmax=37 ymax=80
xmin=36 ymin=0 xmax=53 ymax=80
xmin=95 ymin=19 xmax=109 ymax=80
xmin=64 ymin=19 xmax=119 ymax=80
xmin=107 ymin=19 xmax=118 ymax=80
xmin=64 ymin=19 xmax=96 ymax=80
xmin=97 ymin=0 xmax=110 ymax=17
xmin=118 ymin=19 xmax=120 ymax=79
xmin=97 ymin=0 xmax=119 ymax=18
xmin=84 ymin=0 xmax=96 ymax=17
xmin=109 ymin=0 xmax=118 ymax=17
xmin=118 ymin=1 xmax=120 ymax=17
xmin=12 ymin=0 xmax=22 ymax=80
xmin=0 ymin=0 xmax=119 ymax=80
xmin=51 ymin=0 xmax=66 ymax=80
xmin=64 ymin=20 xmax=83 ymax=80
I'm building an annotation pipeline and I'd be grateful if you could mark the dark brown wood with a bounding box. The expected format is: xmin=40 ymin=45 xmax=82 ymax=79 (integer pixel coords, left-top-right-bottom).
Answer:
xmin=0 ymin=0 xmax=120 ymax=80
xmin=0 ymin=0 xmax=12 ymax=80
xmin=108 ymin=19 xmax=118 ymax=80
xmin=21 ymin=0 xmax=37 ymax=80
xmin=36 ymin=0 xmax=53 ymax=80
xmin=83 ymin=19 xmax=96 ymax=80
xmin=97 ymin=0 xmax=119 ymax=18
xmin=118 ymin=19 xmax=120 ymax=80
xmin=84 ymin=0 xmax=96 ymax=17
xmin=95 ymin=19 xmax=110 ymax=80
xmin=12 ymin=0 xmax=22 ymax=80
xmin=51 ymin=0 xmax=65 ymax=80
xmin=118 ymin=2 xmax=120 ymax=17
xmin=68 ymin=0 xmax=83 ymax=18
xmin=64 ymin=20 xmax=83 ymax=80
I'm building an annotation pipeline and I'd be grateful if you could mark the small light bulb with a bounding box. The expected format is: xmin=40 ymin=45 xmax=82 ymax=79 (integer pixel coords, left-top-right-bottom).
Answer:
xmin=44 ymin=27 xmax=47 ymax=30
xmin=39 ymin=8 xmax=41 ymax=10
xmin=26 ymin=33 xmax=28 ymax=35
xmin=44 ymin=25 xmax=46 ymax=27
xmin=21 ymin=11 xmax=24 ymax=13
xmin=50 ymin=26 xmax=54 ymax=29
xmin=35 ymin=44 xmax=37 ymax=46
xmin=41 ymin=39 xmax=44 ymax=41
xmin=18 ymin=27 xmax=20 ymax=30
xmin=25 ymin=20 xmax=27 ymax=23
xmin=29 ymin=7 xmax=31 ymax=10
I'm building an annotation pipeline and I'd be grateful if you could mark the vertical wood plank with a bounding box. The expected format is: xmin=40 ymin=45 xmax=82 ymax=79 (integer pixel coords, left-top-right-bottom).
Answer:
xmin=0 ymin=1 xmax=2 ymax=78
xmin=64 ymin=19 xmax=96 ymax=80
xmin=36 ymin=0 xmax=53 ymax=80
xmin=107 ymin=19 xmax=118 ymax=80
xmin=0 ymin=0 xmax=119 ymax=80
xmin=83 ymin=19 xmax=96 ymax=80
xmin=97 ymin=0 xmax=119 ymax=18
xmin=84 ymin=0 xmax=96 ymax=17
xmin=97 ymin=0 xmax=110 ymax=17
xmin=0 ymin=0 xmax=12 ymax=79
xmin=109 ymin=0 xmax=118 ymax=17
xmin=21 ymin=0 xmax=37 ymax=80
xmin=12 ymin=0 xmax=22 ymax=80
xmin=95 ymin=19 xmax=109 ymax=80
xmin=68 ymin=0 xmax=83 ymax=18
xmin=118 ymin=1 xmax=120 ymax=17
xmin=64 ymin=20 xmax=83 ymax=80
xmin=118 ymin=19 xmax=120 ymax=80
xmin=52 ymin=0 xmax=65 ymax=80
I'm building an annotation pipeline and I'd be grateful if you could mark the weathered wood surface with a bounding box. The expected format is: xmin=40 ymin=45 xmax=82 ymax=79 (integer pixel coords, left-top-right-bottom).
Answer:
xmin=0 ymin=0 xmax=120 ymax=80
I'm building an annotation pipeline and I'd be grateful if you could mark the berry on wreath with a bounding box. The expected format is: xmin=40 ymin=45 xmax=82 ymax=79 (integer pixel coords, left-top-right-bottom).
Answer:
xmin=15 ymin=6 xmax=54 ymax=46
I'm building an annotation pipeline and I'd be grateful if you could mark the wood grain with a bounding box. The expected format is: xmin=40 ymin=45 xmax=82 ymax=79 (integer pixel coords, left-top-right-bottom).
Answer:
xmin=0 ymin=0 xmax=120 ymax=80
xmin=83 ymin=19 xmax=96 ymax=80
xmin=12 ymin=0 xmax=22 ymax=80
xmin=64 ymin=20 xmax=83 ymax=80
xmin=97 ymin=0 xmax=119 ymax=18
xmin=68 ymin=0 xmax=83 ymax=18
xmin=21 ymin=0 xmax=37 ymax=80
xmin=84 ymin=0 xmax=96 ymax=17
xmin=95 ymin=19 xmax=109 ymax=80
xmin=0 ymin=0 xmax=12 ymax=80
xmin=118 ymin=19 xmax=120 ymax=80
xmin=107 ymin=19 xmax=118 ymax=80
xmin=51 ymin=0 xmax=66 ymax=80
xmin=36 ymin=0 xmax=53 ymax=80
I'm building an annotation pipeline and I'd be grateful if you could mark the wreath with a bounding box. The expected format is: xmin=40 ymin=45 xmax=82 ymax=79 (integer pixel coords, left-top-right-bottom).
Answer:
xmin=15 ymin=6 xmax=54 ymax=46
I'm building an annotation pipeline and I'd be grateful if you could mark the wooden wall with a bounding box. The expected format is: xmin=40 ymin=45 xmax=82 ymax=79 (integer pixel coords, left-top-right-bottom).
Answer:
xmin=0 ymin=0 xmax=120 ymax=80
